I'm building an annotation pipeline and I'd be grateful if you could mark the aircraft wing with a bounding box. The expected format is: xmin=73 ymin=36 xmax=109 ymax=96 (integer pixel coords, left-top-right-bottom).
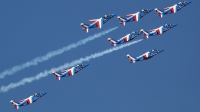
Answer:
xmin=25 ymin=98 xmax=32 ymax=104
xmin=126 ymin=12 xmax=139 ymax=22
xmin=142 ymin=52 xmax=149 ymax=59
xmin=164 ymin=5 xmax=177 ymax=13
xmin=89 ymin=18 xmax=103 ymax=29
xmin=66 ymin=67 xmax=75 ymax=76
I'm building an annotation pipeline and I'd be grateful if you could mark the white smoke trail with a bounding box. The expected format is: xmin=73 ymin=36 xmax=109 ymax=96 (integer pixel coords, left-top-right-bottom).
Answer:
xmin=0 ymin=27 xmax=118 ymax=79
xmin=0 ymin=39 xmax=143 ymax=92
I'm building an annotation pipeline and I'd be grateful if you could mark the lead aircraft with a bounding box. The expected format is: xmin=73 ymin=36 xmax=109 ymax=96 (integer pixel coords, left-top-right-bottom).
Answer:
xmin=154 ymin=1 xmax=192 ymax=18
xmin=108 ymin=31 xmax=141 ymax=46
xmin=52 ymin=64 xmax=89 ymax=80
xmin=127 ymin=49 xmax=164 ymax=63
xmin=117 ymin=8 xmax=154 ymax=26
xmin=140 ymin=23 xmax=177 ymax=39
xmin=80 ymin=14 xmax=116 ymax=33
xmin=10 ymin=92 xmax=47 ymax=110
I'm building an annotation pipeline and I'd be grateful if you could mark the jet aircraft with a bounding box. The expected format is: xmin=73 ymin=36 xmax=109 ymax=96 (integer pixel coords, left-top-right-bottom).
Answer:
xmin=140 ymin=23 xmax=177 ymax=39
xmin=52 ymin=64 xmax=89 ymax=80
xmin=155 ymin=1 xmax=192 ymax=18
xmin=108 ymin=31 xmax=141 ymax=46
xmin=117 ymin=9 xmax=154 ymax=26
xmin=10 ymin=92 xmax=47 ymax=110
xmin=80 ymin=14 xmax=116 ymax=33
xmin=127 ymin=49 xmax=164 ymax=63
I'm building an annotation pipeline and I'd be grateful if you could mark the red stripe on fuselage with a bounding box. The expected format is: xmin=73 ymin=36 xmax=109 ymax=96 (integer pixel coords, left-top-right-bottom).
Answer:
xmin=171 ymin=8 xmax=175 ymax=13
xmin=143 ymin=54 xmax=148 ymax=59
xmin=156 ymin=29 xmax=161 ymax=34
xmin=96 ymin=21 xmax=101 ymax=29
xmin=27 ymin=99 xmax=31 ymax=104
xmin=124 ymin=37 xmax=128 ymax=42
xmin=69 ymin=70 xmax=73 ymax=76
xmin=133 ymin=15 xmax=137 ymax=21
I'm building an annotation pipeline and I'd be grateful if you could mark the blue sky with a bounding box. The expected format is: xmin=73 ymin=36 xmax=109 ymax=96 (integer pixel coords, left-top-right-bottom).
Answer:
xmin=0 ymin=0 xmax=199 ymax=112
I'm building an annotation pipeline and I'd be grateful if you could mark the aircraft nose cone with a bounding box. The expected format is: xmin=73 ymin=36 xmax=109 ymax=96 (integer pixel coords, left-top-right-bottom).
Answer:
xmin=112 ymin=14 xmax=117 ymax=17
xmin=149 ymin=8 xmax=154 ymax=12
xmin=85 ymin=64 xmax=89 ymax=67
xmin=159 ymin=49 xmax=164 ymax=52
xmin=42 ymin=92 xmax=47 ymax=96
xmin=173 ymin=24 xmax=178 ymax=27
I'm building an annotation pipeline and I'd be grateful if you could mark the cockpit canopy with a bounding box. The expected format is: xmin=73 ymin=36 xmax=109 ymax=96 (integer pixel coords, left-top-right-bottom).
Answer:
xmin=104 ymin=14 xmax=112 ymax=18
xmin=141 ymin=9 xmax=148 ymax=12
xmin=131 ymin=31 xmax=140 ymax=34
xmin=164 ymin=23 xmax=173 ymax=27
xmin=164 ymin=24 xmax=168 ymax=26
xmin=151 ymin=49 xmax=159 ymax=52
xmin=34 ymin=92 xmax=43 ymax=96
xmin=178 ymin=2 xmax=182 ymax=4
xmin=75 ymin=64 xmax=84 ymax=67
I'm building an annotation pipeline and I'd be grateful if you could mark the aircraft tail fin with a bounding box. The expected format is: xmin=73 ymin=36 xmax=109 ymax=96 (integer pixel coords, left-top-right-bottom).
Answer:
xmin=117 ymin=16 xmax=126 ymax=26
xmin=127 ymin=54 xmax=136 ymax=63
xmin=10 ymin=100 xmax=20 ymax=110
xmin=154 ymin=8 xmax=164 ymax=18
xmin=108 ymin=38 xmax=117 ymax=46
xmin=52 ymin=71 xmax=61 ymax=81
xmin=80 ymin=23 xmax=89 ymax=33
xmin=140 ymin=29 xmax=149 ymax=39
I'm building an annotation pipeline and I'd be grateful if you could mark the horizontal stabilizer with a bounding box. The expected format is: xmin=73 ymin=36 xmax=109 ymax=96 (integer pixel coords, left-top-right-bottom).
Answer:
xmin=108 ymin=38 xmax=117 ymax=46
xmin=154 ymin=8 xmax=164 ymax=18
xmin=140 ymin=29 xmax=149 ymax=39
xmin=127 ymin=54 xmax=136 ymax=63
xmin=52 ymin=71 xmax=61 ymax=81
xmin=80 ymin=23 xmax=89 ymax=33
xmin=10 ymin=100 xmax=19 ymax=110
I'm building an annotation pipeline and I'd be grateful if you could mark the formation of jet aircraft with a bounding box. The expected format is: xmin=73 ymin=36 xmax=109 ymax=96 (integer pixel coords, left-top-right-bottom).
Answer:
xmin=107 ymin=23 xmax=177 ymax=46
xmin=9 ymin=1 xmax=191 ymax=110
xmin=79 ymin=1 xmax=190 ymax=33
xmin=155 ymin=1 xmax=191 ymax=18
